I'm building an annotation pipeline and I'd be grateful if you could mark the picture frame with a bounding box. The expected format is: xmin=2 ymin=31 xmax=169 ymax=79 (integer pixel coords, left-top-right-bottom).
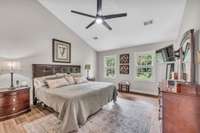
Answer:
xmin=120 ymin=65 xmax=129 ymax=74
xmin=119 ymin=54 xmax=129 ymax=74
xmin=120 ymin=54 xmax=129 ymax=64
xmin=52 ymin=39 xmax=71 ymax=63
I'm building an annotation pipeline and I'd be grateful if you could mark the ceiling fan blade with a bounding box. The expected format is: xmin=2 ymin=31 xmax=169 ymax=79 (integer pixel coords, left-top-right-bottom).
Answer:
xmin=102 ymin=21 xmax=112 ymax=30
xmin=71 ymin=10 xmax=95 ymax=18
xmin=97 ymin=0 xmax=102 ymax=15
xmin=103 ymin=13 xmax=127 ymax=19
xmin=86 ymin=20 xmax=96 ymax=29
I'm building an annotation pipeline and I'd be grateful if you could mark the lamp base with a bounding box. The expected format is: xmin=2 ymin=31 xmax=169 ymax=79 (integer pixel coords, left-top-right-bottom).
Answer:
xmin=10 ymin=72 xmax=14 ymax=89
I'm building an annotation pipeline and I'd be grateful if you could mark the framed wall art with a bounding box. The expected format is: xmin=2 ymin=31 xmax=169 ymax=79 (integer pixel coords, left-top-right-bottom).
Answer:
xmin=119 ymin=54 xmax=129 ymax=74
xmin=120 ymin=54 xmax=129 ymax=64
xmin=120 ymin=65 xmax=129 ymax=74
xmin=52 ymin=39 xmax=71 ymax=63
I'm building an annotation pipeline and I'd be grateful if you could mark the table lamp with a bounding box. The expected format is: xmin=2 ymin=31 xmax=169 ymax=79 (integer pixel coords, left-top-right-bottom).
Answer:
xmin=84 ymin=64 xmax=91 ymax=79
xmin=6 ymin=61 xmax=21 ymax=88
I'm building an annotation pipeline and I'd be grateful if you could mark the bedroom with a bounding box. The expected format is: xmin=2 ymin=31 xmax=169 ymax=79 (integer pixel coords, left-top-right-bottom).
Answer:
xmin=0 ymin=0 xmax=200 ymax=133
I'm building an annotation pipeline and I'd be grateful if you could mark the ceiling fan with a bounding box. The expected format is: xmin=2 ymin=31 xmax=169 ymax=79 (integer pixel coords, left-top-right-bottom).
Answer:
xmin=71 ymin=0 xmax=127 ymax=30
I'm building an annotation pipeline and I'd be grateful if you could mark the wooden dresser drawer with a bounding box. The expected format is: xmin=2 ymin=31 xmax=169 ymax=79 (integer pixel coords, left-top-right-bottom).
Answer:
xmin=0 ymin=103 xmax=29 ymax=117
xmin=0 ymin=92 xmax=29 ymax=107
xmin=0 ymin=89 xmax=28 ymax=97
xmin=0 ymin=87 xmax=30 ymax=121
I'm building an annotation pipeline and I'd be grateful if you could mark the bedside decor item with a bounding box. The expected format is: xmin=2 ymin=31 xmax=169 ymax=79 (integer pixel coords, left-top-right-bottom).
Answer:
xmin=85 ymin=64 xmax=91 ymax=79
xmin=0 ymin=87 xmax=30 ymax=121
xmin=5 ymin=61 xmax=21 ymax=88
xmin=119 ymin=54 xmax=129 ymax=74
xmin=52 ymin=39 xmax=71 ymax=63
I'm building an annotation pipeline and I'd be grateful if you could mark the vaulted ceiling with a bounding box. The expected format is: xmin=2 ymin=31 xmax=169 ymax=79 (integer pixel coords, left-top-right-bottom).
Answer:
xmin=38 ymin=0 xmax=187 ymax=51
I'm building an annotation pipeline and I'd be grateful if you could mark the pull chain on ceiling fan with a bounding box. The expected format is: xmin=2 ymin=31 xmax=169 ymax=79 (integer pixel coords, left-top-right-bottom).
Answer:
xmin=71 ymin=0 xmax=127 ymax=30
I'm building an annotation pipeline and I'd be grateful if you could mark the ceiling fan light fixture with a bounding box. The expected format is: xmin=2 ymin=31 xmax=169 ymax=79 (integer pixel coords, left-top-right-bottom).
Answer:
xmin=71 ymin=0 xmax=127 ymax=30
xmin=96 ymin=17 xmax=103 ymax=24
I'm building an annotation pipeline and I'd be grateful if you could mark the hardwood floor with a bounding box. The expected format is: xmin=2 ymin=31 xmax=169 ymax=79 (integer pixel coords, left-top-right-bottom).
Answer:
xmin=0 ymin=105 xmax=52 ymax=133
xmin=0 ymin=93 xmax=159 ymax=133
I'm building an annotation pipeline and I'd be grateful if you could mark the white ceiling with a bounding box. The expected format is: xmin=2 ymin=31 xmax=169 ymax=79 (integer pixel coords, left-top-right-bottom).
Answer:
xmin=38 ymin=0 xmax=187 ymax=51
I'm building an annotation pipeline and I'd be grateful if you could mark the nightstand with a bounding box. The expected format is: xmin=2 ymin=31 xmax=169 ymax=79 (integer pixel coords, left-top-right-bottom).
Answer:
xmin=0 ymin=87 xmax=31 ymax=121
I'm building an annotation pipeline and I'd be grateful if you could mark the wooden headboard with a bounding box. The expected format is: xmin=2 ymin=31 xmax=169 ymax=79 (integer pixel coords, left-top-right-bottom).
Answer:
xmin=32 ymin=64 xmax=81 ymax=78
xmin=32 ymin=64 xmax=81 ymax=104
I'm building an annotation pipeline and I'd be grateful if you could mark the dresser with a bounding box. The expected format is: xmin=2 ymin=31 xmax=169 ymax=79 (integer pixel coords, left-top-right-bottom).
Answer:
xmin=0 ymin=87 xmax=31 ymax=121
xmin=159 ymin=81 xmax=200 ymax=133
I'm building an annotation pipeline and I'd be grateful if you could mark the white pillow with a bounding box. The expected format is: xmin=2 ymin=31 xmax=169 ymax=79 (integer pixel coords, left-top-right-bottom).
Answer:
xmin=34 ymin=75 xmax=57 ymax=88
xmin=74 ymin=76 xmax=88 ymax=84
xmin=65 ymin=75 xmax=75 ymax=85
xmin=46 ymin=78 xmax=69 ymax=89
xmin=34 ymin=78 xmax=44 ymax=89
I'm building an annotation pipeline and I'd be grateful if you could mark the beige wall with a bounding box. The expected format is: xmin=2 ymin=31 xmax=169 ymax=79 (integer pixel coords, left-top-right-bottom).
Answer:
xmin=0 ymin=0 xmax=97 ymax=102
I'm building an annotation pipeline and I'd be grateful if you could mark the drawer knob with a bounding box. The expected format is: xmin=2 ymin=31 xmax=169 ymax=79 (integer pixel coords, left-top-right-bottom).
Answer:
xmin=13 ymin=98 xmax=16 ymax=102
xmin=12 ymin=107 xmax=16 ymax=111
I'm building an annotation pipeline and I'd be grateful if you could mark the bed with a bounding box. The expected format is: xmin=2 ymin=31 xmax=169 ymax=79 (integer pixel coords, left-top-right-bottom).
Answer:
xmin=32 ymin=64 xmax=117 ymax=133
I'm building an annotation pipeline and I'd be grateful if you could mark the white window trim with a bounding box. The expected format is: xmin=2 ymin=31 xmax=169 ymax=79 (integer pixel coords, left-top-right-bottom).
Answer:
xmin=104 ymin=55 xmax=117 ymax=79
xmin=134 ymin=51 xmax=155 ymax=81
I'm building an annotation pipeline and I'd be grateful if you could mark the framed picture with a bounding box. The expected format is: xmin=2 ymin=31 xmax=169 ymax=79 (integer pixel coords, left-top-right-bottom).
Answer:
xmin=120 ymin=65 xmax=129 ymax=74
xmin=52 ymin=39 xmax=71 ymax=63
xmin=119 ymin=54 xmax=129 ymax=74
xmin=120 ymin=54 xmax=129 ymax=64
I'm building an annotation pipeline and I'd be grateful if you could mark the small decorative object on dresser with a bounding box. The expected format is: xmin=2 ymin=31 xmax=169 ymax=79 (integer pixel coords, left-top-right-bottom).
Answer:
xmin=52 ymin=39 xmax=71 ymax=63
xmin=118 ymin=81 xmax=130 ymax=93
xmin=0 ymin=87 xmax=30 ymax=121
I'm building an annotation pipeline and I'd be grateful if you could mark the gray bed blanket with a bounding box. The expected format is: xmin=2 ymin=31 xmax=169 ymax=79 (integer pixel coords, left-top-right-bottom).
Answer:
xmin=38 ymin=82 xmax=117 ymax=133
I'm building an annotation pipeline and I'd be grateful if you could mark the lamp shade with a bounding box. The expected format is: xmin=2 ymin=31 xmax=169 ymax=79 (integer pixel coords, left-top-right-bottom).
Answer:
xmin=84 ymin=64 xmax=91 ymax=70
xmin=2 ymin=61 xmax=21 ymax=72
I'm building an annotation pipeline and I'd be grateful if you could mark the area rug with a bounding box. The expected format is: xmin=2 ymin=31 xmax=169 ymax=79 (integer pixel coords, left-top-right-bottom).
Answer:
xmin=23 ymin=98 xmax=155 ymax=133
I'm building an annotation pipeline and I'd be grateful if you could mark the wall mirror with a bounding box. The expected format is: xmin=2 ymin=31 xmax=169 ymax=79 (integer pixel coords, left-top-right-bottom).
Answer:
xmin=180 ymin=29 xmax=195 ymax=83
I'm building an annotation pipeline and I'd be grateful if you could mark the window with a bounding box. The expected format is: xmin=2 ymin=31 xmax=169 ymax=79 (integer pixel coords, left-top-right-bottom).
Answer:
xmin=135 ymin=52 xmax=154 ymax=80
xmin=104 ymin=55 xmax=116 ymax=78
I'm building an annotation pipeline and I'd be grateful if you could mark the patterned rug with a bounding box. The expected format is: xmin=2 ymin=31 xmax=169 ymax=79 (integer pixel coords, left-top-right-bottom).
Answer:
xmin=23 ymin=98 xmax=156 ymax=133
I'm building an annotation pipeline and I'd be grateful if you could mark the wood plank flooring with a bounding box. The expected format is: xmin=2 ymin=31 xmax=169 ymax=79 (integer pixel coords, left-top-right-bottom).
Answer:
xmin=0 ymin=93 xmax=159 ymax=133
xmin=0 ymin=105 xmax=52 ymax=133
